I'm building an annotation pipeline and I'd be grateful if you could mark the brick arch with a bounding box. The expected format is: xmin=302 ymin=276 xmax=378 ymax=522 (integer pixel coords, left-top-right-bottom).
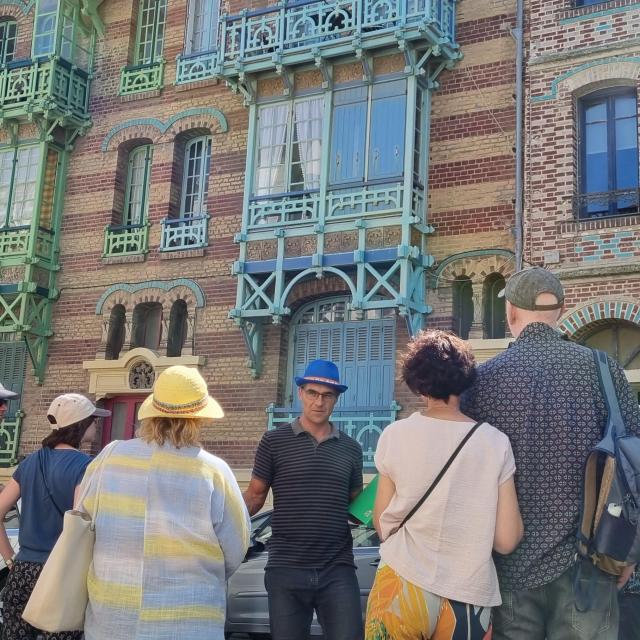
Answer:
xmin=101 ymin=108 xmax=228 ymax=152
xmin=435 ymin=251 xmax=515 ymax=288
xmin=533 ymin=56 xmax=640 ymax=102
xmin=0 ymin=5 xmax=28 ymax=20
xmin=559 ymin=298 xmax=640 ymax=339
xmin=96 ymin=280 xmax=205 ymax=316
xmin=107 ymin=127 xmax=160 ymax=152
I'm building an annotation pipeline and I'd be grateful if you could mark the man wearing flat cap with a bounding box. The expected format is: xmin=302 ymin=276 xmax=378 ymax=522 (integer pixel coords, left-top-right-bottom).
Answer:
xmin=244 ymin=359 xmax=364 ymax=640
xmin=461 ymin=266 xmax=640 ymax=639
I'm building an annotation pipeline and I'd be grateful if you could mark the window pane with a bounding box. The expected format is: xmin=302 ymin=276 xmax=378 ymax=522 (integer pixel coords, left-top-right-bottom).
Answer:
xmin=255 ymin=104 xmax=289 ymax=195
xmin=125 ymin=146 xmax=152 ymax=225
xmin=10 ymin=147 xmax=40 ymax=226
xmin=584 ymin=119 xmax=608 ymax=194
xmin=368 ymin=94 xmax=406 ymax=180
xmin=137 ymin=0 xmax=167 ymax=64
xmin=182 ymin=136 xmax=211 ymax=216
xmin=188 ymin=0 xmax=218 ymax=53
xmin=329 ymin=99 xmax=367 ymax=185
xmin=0 ymin=150 xmax=14 ymax=225
xmin=291 ymin=98 xmax=323 ymax=191
xmin=0 ymin=20 xmax=17 ymax=64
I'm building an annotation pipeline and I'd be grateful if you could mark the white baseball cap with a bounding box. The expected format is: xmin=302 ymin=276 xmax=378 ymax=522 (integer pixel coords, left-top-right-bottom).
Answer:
xmin=0 ymin=383 xmax=18 ymax=401
xmin=47 ymin=393 xmax=111 ymax=430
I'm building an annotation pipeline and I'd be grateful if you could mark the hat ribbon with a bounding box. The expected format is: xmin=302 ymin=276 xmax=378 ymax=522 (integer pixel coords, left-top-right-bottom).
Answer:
xmin=302 ymin=375 xmax=341 ymax=386
xmin=152 ymin=394 xmax=209 ymax=414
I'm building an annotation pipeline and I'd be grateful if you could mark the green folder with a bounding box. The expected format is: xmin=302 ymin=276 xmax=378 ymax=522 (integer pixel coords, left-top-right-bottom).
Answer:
xmin=348 ymin=474 xmax=379 ymax=526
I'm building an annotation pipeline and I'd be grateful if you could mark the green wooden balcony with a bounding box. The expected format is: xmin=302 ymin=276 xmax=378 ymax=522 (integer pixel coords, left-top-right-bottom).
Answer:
xmin=103 ymin=222 xmax=150 ymax=257
xmin=119 ymin=60 xmax=165 ymax=96
xmin=0 ymin=226 xmax=56 ymax=263
xmin=0 ymin=412 xmax=24 ymax=466
xmin=218 ymin=0 xmax=457 ymax=77
xmin=247 ymin=182 xmax=423 ymax=229
xmin=176 ymin=50 xmax=219 ymax=84
xmin=160 ymin=214 xmax=209 ymax=251
xmin=0 ymin=57 xmax=90 ymax=122
xmin=267 ymin=402 xmax=401 ymax=469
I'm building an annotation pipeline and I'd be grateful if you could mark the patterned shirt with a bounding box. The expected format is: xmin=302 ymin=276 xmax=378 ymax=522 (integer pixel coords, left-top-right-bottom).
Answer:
xmin=461 ymin=323 xmax=640 ymax=591
xmin=78 ymin=439 xmax=251 ymax=640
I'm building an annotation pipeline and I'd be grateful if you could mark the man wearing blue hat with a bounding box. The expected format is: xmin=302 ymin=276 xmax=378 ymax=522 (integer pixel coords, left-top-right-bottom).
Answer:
xmin=244 ymin=359 xmax=364 ymax=640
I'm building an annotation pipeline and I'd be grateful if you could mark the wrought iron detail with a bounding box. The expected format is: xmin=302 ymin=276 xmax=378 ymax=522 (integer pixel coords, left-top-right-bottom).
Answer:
xmin=129 ymin=360 xmax=155 ymax=389
xmin=160 ymin=214 xmax=209 ymax=251
xmin=103 ymin=223 xmax=150 ymax=257
xmin=176 ymin=50 xmax=219 ymax=84
xmin=119 ymin=60 xmax=165 ymax=96
xmin=575 ymin=189 xmax=640 ymax=220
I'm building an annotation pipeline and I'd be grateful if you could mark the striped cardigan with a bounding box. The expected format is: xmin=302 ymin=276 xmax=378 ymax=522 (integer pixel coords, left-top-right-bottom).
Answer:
xmin=78 ymin=438 xmax=250 ymax=640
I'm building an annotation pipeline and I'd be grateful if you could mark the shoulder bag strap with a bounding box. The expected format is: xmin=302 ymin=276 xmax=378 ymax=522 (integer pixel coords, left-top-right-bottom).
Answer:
xmin=593 ymin=349 xmax=626 ymax=445
xmin=37 ymin=449 xmax=65 ymax=518
xmin=396 ymin=420 xmax=483 ymax=532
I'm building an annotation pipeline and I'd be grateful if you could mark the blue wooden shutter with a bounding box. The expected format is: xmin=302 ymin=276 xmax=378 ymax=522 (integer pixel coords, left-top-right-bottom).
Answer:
xmin=368 ymin=81 xmax=406 ymax=180
xmin=329 ymin=87 xmax=367 ymax=185
xmin=0 ymin=341 xmax=27 ymax=418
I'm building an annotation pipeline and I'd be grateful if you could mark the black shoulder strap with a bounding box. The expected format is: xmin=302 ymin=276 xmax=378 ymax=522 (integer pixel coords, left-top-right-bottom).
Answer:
xmin=397 ymin=420 xmax=483 ymax=531
xmin=37 ymin=449 xmax=65 ymax=518
xmin=593 ymin=349 xmax=626 ymax=446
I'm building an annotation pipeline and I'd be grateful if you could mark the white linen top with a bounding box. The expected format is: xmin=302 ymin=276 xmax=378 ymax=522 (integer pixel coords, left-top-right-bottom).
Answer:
xmin=376 ymin=413 xmax=516 ymax=607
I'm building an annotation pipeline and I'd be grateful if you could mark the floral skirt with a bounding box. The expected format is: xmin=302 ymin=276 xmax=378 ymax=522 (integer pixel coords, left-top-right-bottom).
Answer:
xmin=1 ymin=560 xmax=84 ymax=640
xmin=365 ymin=562 xmax=492 ymax=640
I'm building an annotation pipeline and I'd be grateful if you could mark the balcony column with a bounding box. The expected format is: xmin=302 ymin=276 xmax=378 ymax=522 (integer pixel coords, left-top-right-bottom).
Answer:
xmin=468 ymin=282 xmax=485 ymax=339
xmin=123 ymin=312 xmax=134 ymax=351
xmin=158 ymin=317 xmax=170 ymax=354
xmin=97 ymin=318 xmax=110 ymax=358
xmin=183 ymin=314 xmax=196 ymax=356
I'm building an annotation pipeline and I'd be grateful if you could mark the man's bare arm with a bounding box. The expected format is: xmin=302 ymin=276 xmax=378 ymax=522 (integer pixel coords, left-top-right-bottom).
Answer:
xmin=243 ymin=476 xmax=270 ymax=516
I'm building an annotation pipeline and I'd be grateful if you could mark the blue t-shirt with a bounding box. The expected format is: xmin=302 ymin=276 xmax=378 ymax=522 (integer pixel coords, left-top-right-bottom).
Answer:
xmin=13 ymin=447 xmax=91 ymax=562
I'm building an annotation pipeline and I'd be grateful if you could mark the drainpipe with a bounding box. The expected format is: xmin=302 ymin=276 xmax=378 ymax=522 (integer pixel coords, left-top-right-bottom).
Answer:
xmin=512 ymin=0 xmax=525 ymax=270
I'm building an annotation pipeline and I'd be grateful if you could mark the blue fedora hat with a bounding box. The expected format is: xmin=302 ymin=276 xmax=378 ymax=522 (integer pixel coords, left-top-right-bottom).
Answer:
xmin=295 ymin=359 xmax=348 ymax=394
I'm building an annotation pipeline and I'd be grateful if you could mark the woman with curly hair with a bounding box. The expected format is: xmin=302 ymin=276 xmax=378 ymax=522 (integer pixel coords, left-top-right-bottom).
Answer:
xmin=365 ymin=330 xmax=523 ymax=640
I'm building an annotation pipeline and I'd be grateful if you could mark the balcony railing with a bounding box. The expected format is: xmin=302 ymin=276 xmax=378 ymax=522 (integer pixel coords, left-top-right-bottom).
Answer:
xmin=119 ymin=60 xmax=165 ymax=96
xmin=160 ymin=214 xmax=209 ymax=251
xmin=218 ymin=0 xmax=456 ymax=75
xmin=176 ymin=49 xmax=219 ymax=84
xmin=575 ymin=188 xmax=640 ymax=220
xmin=267 ymin=402 xmax=401 ymax=469
xmin=103 ymin=222 xmax=149 ymax=257
xmin=0 ymin=57 xmax=90 ymax=120
xmin=247 ymin=181 xmax=423 ymax=229
xmin=0 ymin=412 xmax=23 ymax=467
xmin=0 ymin=225 xmax=55 ymax=262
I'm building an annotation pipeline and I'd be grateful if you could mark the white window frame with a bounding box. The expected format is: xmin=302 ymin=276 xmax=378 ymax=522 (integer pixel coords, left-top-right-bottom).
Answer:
xmin=185 ymin=0 xmax=219 ymax=55
xmin=0 ymin=146 xmax=41 ymax=227
xmin=180 ymin=136 xmax=212 ymax=217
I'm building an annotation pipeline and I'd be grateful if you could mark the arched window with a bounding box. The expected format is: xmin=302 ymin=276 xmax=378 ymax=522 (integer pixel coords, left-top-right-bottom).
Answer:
xmin=483 ymin=273 xmax=506 ymax=339
xmin=167 ymin=300 xmax=188 ymax=357
xmin=106 ymin=304 xmax=126 ymax=360
xmin=185 ymin=0 xmax=218 ymax=55
xmin=578 ymin=88 xmax=639 ymax=218
xmin=452 ymin=276 xmax=473 ymax=339
xmin=124 ymin=145 xmax=153 ymax=226
xmin=181 ymin=136 xmax=212 ymax=217
xmin=131 ymin=302 xmax=162 ymax=350
xmin=578 ymin=321 xmax=640 ymax=370
xmin=0 ymin=18 xmax=17 ymax=65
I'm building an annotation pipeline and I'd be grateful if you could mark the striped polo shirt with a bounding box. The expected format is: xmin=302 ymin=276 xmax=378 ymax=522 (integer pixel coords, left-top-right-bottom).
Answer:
xmin=252 ymin=419 xmax=363 ymax=568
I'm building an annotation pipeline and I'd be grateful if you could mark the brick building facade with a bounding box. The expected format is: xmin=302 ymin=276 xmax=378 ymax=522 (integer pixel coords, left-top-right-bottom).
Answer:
xmin=0 ymin=0 xmax=636 ymax=476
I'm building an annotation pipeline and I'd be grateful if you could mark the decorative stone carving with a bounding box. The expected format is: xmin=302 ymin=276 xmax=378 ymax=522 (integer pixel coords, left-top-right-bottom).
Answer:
xmin=246 ymin=239 xmax=277 ymax=261
xmin=284 ymin=237 xmax=302 ymax=258
xmin=129 ymin=360 xmax=155 ymax=389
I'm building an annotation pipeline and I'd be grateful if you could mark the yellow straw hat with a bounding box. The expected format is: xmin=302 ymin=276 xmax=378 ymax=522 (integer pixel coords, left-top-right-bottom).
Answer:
xmin=138 ymin=365 xmax=224 ymax=421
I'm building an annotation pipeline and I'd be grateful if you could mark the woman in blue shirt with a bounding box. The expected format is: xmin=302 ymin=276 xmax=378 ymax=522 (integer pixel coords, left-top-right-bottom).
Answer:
xmin=0 ymin=393 xmax=109 ymax=640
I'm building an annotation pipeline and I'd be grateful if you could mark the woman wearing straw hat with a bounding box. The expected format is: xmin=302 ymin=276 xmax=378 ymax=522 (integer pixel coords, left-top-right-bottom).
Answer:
xmin=0 ymin=392 xmax=109 ymax=640
xmin=77 ymin=365 xmax=250 ymax=640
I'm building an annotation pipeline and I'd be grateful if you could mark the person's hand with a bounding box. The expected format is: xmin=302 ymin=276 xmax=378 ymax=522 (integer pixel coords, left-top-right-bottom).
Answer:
xmin=617 ymin=564 xmax=636 ymax=590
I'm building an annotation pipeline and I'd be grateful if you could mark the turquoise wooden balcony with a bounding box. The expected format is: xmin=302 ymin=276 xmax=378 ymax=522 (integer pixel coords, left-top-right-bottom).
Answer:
xmin=119 ymin=60 xmax=165 ymax=96
xmin=0 ymin=412 xmax=24 ymax=466
xmin=0 ymin=57 xmax=90 ymax=123
xmin=160 ymin=214 xmax=209 ymax=251
xmin=247 ymin=182 xmax=423 ymax=229
xmin=103 ymin=222 xmax=149 ymax=257
xmin=217 ymin=0 xmax=457 ymax=78
xmin=0 ymin=226 xmax=56 ymax=264
xmin=267 ymin=402 xmax=401 ymax=469
xmin=176 ymin=50 xmax=219 ymax=84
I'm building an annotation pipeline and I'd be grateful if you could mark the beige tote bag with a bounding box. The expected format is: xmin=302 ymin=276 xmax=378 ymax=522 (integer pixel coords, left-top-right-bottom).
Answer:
xmin=22 ymin=441 xmax=118 ymax=632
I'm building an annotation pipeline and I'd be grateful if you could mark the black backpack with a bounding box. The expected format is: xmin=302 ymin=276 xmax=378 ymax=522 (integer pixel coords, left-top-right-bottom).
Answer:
xmin=577 ymin=350 xmax=640 ymax=575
